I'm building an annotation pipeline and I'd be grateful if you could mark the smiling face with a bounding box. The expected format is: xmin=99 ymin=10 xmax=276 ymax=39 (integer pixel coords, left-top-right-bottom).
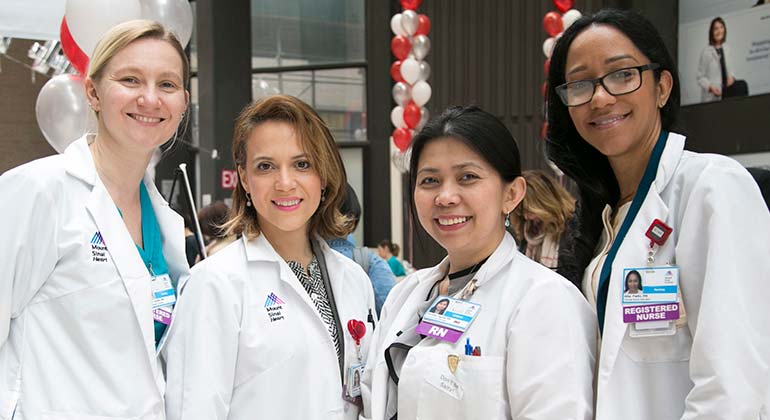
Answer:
xmin=238 ymin=120 xmax=323 ymax=242
xmin=86 ymin=38 xmax=188 ymax=153
xmin=564 ymin=25 xmax=671 ymax=162
xmin=711 ymin=20 xmax=725 ymax=45
xmin=414 ymin=137 xmax=524 ymax=269
xmin=434 ymin=300 xmax=449 ymax=313
xmin=626 ymin=272 xmax=641 ymax=292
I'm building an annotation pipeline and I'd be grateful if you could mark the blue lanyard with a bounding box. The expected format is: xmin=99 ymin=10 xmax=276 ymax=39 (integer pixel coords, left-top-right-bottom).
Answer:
xmin=596 ymin=130 xmax=668 ymax=335
xmin=133 ymin=183 xmax=168 ymax=277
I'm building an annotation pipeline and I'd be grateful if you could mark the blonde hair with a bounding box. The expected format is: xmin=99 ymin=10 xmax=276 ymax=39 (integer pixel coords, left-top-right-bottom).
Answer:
xmin=511 ymin=170 xmax=575 ymax=240
xmin=87 ymin=19 xmax=189 ymax=85
xmin=223 ymin=95 xmax=351 ymax=240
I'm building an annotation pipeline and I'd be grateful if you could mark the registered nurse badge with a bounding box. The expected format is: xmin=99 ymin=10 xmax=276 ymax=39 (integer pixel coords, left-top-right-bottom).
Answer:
xmin=447 ymin=354 xmax=459 ymax=374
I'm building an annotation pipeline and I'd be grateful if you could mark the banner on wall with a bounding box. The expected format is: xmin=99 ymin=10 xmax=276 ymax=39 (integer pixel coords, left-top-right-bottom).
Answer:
xmin=679 ymin=0 xmax=770 ymax=106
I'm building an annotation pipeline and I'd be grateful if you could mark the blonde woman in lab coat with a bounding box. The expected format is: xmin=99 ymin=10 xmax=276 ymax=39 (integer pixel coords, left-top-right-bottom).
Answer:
xmin=164 ymin=95 xmax=376 ymax=420
xmin=361 ymin=106 xmax=596 ymax=420
xmin=0 ymin=20 xmax=190 ymax=419
xmin=546 ymin=9 xmax=770 ymax=419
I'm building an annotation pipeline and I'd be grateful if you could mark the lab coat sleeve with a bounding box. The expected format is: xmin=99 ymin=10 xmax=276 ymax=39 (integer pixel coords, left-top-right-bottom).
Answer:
xmin=677 ymin=163 xmax=770 ymax=419
xmin=0 ymin=168 xmax=59 ymax=346
xmin=163 ymin=264 xmax=242 ymax=420
xmin=506 ymin=279 xmax=595 ymax=420
xmin=697 ymin=47 xmax=713 ymax=91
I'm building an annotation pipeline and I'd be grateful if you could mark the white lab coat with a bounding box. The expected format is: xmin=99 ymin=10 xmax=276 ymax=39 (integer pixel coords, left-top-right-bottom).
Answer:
xmin=697 ymin=44 xmax=734 ymax=102
xmin=593 ymin=132 xmax=770 ymax=420
xmin=163 ymin=234 xmax=376 ymax=420
xmin=361 ymin=233 xmax=596 ymax=420
xmin=0 ymin=136 xmax=190 ymax=420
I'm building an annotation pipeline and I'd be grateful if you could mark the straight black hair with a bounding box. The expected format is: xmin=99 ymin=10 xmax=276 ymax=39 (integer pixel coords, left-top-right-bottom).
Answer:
xmin=708 ymin=17 xmax=726 ymax=46
xmin=545 ymin=8 xmax=681 ymax=285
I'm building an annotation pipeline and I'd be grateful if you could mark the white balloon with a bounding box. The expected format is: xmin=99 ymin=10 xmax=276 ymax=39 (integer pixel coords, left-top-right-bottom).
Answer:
xmin=400 ymin=57 xmax=420 ymax=85
xmin=390 ymin=13 xmax=406 ymax=36
xmin=392 ymin=82 xmax=412 ymax=106
xmin=36 ymin=74 xmax=97 ymax=153
xmin=543 ymin=37 xmax=555 ymax=58
xmin=562 ymin=9 xmax=583 ymax=31
xmin=65 ymin=0 xmax=142 ymax=57
xmin=140 ymin=0 xmax=195 ymax=47
xmin=391 ymin=106 xmax=405 ymax=128
xmin=411 ymin=81 xmax=432 ymax=107
xmin=416 ymin=107 xmax=430 ymax=131
xmin=400 ymin=10 xmax=419 ymax=36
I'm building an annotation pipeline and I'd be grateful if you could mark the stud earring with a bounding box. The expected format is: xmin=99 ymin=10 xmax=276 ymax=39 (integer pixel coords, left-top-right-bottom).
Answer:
xmin=246 ymin=192 xmax=252 ymax=207
xmin=504 ymin=211 xmax=511 ymax=228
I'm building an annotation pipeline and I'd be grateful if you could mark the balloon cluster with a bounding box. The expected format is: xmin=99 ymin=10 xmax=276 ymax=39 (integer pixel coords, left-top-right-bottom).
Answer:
xmin=38 ymin=0 xmax=194 ymax=153
xmin=541 ymin=0 xmax=582 ymax=140
xmin=390 ymin=0 xmax=431 ymax=171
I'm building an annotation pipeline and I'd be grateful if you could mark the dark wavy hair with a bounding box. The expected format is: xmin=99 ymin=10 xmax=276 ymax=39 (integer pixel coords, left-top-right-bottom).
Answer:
xmin=545 ymin=9 xmax=680 ymax=285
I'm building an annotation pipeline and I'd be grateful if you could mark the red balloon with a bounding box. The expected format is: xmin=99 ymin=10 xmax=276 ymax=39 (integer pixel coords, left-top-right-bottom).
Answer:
xmin=391 ymin=35 xmax=411 ymax=60
xmin=403 ymin=101 xmax=422 ymax=129
xmin=393 ymin=127 xmax=412 ymax=152
xmin=544 ymin=59 xmax=550 ymax=76
xmin=552 ymin=0 xmax=574 ymax=13
xmin=60 ymin=18 xmax=89 ymax=75
xmin=543 ymin=12 xmax=564 ymax=37
xmin=415 ymin=14 xmax=431 ymax=36
xmin=391 ymin=61 xmax=405 ymax=83
xmin=541 ymin=81 xmax=548 ymax=98
xmin=401 ymin=0 xmax=422 ymax=10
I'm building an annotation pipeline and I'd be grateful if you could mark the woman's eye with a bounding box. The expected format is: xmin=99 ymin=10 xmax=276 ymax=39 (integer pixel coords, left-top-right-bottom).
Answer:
xmin=418 ymin=177 xmax=438 ymax=185
xmin=460 ymin=173 xmax=479 ymax=182
xmin=160 ymin=81 xmax=178 ymax=89
xmin=256 ymin=162 xmax=273 ymax=171
xmin=121 ymin=77 xmax=139 ymax=84
xmin=296 ymin=160 xmax=311 ymax=170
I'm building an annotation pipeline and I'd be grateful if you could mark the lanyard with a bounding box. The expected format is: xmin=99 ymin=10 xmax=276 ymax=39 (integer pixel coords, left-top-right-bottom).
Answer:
xmin=132 ymin=183 xmax=168 ymax=277
xmin=596 ymin=130 xmax=668 ymax=335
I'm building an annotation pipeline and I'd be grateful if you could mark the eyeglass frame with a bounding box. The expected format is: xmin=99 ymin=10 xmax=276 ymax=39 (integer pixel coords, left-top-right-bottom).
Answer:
xmin=554 ymin=63 xmax=661 ymax=107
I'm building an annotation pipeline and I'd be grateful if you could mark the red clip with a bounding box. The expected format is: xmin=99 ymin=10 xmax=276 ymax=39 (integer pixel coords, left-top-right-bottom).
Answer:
xmin=645 ymin=219 xmax=672 ymax=247
xmin=347 ymin=319 xmax=366 ymax=346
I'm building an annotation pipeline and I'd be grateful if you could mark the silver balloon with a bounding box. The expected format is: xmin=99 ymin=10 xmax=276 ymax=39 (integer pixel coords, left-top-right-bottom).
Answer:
xmin=416 ymin=107 xmax=430 ymax=131
xmin=140 ymin=0 xmax=194 ymax=47
xmin=412 ymin=35 xmax=431 ymax=60
xmin=400 ymin=10 xmax=419 ymax=36
xmin=392 ymin=82 xmax=412 ymax=107
xmin=391 ymin=149 xmax=411 ymax=173
xmin=418 ymin=60 xmax=431 ymax=81
xmin=35 ymin=74 xmax=97 ymax=153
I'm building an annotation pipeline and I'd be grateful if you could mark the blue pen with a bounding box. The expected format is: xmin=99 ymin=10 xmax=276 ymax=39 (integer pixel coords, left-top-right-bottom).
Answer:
xmin=465 ymin=338 xmax=473 ymax=355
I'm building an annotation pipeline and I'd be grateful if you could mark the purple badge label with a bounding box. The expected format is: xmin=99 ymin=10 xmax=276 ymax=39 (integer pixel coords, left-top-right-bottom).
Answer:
xmin=416 ymin=321 xmax=464 ymax=343
xmin=623 ymin=303 xmax=679 ymax=323
xmin=153 ymin=307 xmax=173 ymax=325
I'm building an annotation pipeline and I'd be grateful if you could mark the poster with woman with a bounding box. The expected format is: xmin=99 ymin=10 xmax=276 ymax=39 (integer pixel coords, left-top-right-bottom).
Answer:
xmin=679 ymin=0 xmax=770 ymax=105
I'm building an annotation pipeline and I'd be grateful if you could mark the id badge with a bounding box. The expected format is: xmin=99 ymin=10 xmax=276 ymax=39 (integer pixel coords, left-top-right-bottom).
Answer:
xmin=345 ymin=363 xmax=364 ymax=399
xmin=416 ymin=296 xmax=481 ymax=343
xmin=151 ymin=273 xmax=176 ymax=309
xmin=621 ymin=266 xmax=679 ymax=337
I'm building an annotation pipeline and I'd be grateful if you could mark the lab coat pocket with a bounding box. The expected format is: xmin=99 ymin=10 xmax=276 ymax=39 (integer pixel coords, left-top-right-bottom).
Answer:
xmin=415 ymin=351 xmax=506 ymax=420
xmin=620 ymin=324 xmax=692 ymax=363
xmin=40 ymin=412 xmax=139 ymax=420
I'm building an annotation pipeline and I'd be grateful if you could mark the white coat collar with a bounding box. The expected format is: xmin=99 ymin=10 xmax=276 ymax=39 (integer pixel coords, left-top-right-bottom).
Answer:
xmin=598 ymin=131 xmax=685 ymax=380
xmin=64 ymin=135 xmax=190 ymax=373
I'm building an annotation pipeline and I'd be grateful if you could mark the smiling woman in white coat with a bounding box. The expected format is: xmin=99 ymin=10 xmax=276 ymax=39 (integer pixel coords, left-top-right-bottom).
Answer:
xmin=546 ymin=9 xmax=770 ymax=419
xmin=163 ymin=95 xmax=376 ymax=420
xmin=0 ymin=20 xmax=191 ymax=420
xmin=361 ymin=106 xmax=596 ymax=420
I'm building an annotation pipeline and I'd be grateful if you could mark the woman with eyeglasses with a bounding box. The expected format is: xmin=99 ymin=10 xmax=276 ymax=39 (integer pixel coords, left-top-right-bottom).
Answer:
xmin=547 ymin=9 xmax=770 ymax=420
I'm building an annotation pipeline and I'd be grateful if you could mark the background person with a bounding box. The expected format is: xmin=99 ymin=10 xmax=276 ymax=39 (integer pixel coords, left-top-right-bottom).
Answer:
xmin=0 ymin=20 xmax=190 ymax=419
xmin=547 ymin=8 xmax=770 ymax=419
xmin=509 ymin=170 xmax=575 ymax=271
xmin=377 ymin=239 xmax=407 ymax=276
xmin=697 ymin=17 xmax=748 ymax=102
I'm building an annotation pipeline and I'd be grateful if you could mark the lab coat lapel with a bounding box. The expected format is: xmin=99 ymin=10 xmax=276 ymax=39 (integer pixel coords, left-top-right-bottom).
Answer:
xmin=146 ymin=177 xmax=190 ymax=289
xmin=65 ymin=137 xmax=161 ymax=368
xmin=599 ymin=132 xmax=683 ymax=380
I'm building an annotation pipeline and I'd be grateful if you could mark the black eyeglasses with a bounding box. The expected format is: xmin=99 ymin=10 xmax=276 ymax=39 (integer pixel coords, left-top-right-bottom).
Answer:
xmin=555 ymin=63 xmax=660 ymax=107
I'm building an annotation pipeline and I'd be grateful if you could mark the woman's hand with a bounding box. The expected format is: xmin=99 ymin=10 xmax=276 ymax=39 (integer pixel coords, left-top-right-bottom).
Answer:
xmin=709 ymin=85 xmax=722 ymax=96
xmin=726 ymin=75 xmax=735 ymax=87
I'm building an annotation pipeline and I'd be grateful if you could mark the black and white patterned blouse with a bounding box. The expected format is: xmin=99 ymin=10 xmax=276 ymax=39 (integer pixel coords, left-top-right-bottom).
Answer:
xmin=287 ymin=255 xmax=341 ymax=358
